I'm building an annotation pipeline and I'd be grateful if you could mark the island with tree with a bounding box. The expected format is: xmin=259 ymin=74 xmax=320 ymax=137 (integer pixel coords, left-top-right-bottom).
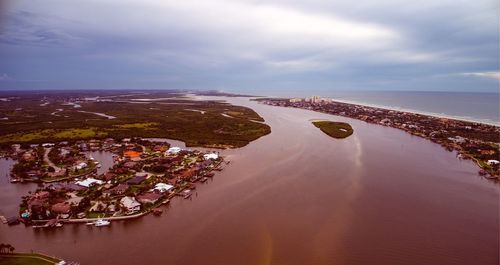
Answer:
xmin=312 ymin=121 xmax=354 ymax=139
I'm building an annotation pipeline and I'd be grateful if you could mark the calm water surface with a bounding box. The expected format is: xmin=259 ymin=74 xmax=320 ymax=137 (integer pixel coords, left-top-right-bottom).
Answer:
xmin=0 ymin=97 xmax=498 ymax=265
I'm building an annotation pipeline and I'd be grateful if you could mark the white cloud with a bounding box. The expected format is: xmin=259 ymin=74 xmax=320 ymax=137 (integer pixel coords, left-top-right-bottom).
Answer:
xmin=461 ymin=71 xmax=500 ymax=81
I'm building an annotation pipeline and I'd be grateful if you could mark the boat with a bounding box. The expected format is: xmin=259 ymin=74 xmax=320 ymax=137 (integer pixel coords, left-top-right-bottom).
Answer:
xmin=86 ymin=218 xmax=111 ymax=227
xmin=94 ymin=219 xmax=110 ymax=227
xmin=152 ymin=209 xmax=163 ymax=216
xmin=201 ymin=177 xmax=208 ymax=183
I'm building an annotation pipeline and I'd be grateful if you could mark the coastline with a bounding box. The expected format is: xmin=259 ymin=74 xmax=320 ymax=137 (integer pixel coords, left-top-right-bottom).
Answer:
xmin=257 ymin=97 xmax=499 ymax=179
xmin=329 ymin=98 xmax=500 ymax=126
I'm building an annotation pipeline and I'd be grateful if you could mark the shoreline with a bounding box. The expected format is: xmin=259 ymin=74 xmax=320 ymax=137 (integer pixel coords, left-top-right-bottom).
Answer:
xmin=257 ymin=97 xmax=499 ymax=179
xmin=329 ymin=98 xmax=499 ymax=126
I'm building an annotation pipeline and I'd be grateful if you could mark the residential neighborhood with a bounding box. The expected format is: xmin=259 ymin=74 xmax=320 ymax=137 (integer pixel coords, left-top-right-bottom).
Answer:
xmin=1 ymin=138 xmax=224 ymax=227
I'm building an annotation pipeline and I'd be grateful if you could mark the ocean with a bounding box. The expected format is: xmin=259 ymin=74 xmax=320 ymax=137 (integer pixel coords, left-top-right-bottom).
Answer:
xmin=296 ymin=91 xmax=499 ymax=125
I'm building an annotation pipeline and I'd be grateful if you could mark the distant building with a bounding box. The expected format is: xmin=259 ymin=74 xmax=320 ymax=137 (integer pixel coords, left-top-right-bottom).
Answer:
xmin=136 ymin=192 xmax=163 ymax=204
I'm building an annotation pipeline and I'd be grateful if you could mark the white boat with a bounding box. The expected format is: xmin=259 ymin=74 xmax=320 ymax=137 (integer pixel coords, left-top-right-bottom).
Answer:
xmin=86 ymin=218 xmax=111 ymax=227
xmin=94 ymin=219 xmax=110 ymax=227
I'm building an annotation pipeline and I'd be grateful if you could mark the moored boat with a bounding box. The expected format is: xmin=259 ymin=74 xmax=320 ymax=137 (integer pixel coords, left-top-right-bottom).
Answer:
xmin=86 ymin=218 xmax=111 ymax=227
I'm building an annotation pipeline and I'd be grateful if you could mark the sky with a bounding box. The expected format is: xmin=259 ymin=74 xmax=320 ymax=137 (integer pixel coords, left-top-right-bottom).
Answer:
xmin=0 ymin=0 xmax=498 ymax=94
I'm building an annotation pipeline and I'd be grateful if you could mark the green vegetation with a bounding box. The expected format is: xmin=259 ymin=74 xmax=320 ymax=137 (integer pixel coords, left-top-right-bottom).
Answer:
xmin=0 ymin=257 xmax=53 ymax=265
xmin=0 ymin=91 xmax=271 ymax=148
xmin=312 ymin=121 xmax=353 ymax=139
xmin=1 ymin=128 xmax=107 ymax=143
xmin=0 ymin=253 xmax=60 ymax=265
xmin=113 ymin=122 xmax=159 ymax=129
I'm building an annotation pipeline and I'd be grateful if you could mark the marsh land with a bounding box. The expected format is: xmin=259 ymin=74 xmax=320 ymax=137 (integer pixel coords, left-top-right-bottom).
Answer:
xmin=0 ymin=90 xmax=270 ymax=148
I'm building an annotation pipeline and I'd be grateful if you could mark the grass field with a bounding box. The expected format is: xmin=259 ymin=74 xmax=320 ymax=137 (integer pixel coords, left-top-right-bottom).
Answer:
xmin=312 ymin=121 xmax=354 ymax=139
xmin=0 ymin=254 xmax=59 ymax=265
xmin=0 ymin=257 xmax=53 ymax=265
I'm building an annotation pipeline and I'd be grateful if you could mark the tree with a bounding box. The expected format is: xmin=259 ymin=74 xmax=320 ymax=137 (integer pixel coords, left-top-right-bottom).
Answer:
xmin=0 ymin=243 xmax=6 ymax=253
xmin=8 ymin=246 xmax=14 ymax=253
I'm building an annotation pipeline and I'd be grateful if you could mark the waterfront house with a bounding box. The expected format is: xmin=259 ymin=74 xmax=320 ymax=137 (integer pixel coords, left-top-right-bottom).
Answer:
xmin=203 ymin=153 xmax=219 ymax=160
xmin=154 ymin=183 xmax=174 ymax=193
xmin=51 ymin=202 xmax=71 ymax=218
xmin=487 ymin=160 xmax=499 ymax=165
xmin=136 ymin=192 xmax=163 ymax=204
xmin=120 ymin=196 xmax=141 ymax=214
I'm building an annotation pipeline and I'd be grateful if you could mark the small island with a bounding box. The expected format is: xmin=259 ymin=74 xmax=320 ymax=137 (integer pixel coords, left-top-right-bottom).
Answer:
xmin=312 ymin=121 xmax=354 ymax=139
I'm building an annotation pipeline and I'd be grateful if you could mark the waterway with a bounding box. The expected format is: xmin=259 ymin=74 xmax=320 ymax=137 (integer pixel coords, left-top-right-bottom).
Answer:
xmin=0 ymin=97 xmax=498 ymax=265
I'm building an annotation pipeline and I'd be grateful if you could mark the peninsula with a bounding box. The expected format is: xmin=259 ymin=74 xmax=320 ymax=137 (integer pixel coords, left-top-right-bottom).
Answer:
xmin=0 ymin=90 xmax=270 ymax=149
xmin=257 ymin=96 xmax=500 ymax=179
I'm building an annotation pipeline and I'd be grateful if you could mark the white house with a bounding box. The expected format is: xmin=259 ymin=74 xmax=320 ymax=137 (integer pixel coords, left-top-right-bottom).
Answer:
xmin=167 ymin=147 xmax=182 ymax=154
xmin=154 ymin=183 xmax=174 ymax=193
xmin=120 ymin=196 xmax=141 ymax=214
xmin=75 ymin=162 xmax=88 ymax=170
xmin=75 ymin=178 xmax=104 ymax=187
xmin=487 ymin=160 xmax=499 ymax=166
xmin=203 ymin=153 xmax=219 ymax=160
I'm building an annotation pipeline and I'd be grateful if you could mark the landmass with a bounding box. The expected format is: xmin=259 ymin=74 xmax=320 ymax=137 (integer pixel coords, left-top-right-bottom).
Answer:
xmin=0 ymin=90 xmax=270 ymax=148
xmin=257 ymin=96 xmax=500 ymax=180
xmin=0 ymin=90 xmax=271 ymax=229
xmin=312 ymin=121 xmax=353 ymax=139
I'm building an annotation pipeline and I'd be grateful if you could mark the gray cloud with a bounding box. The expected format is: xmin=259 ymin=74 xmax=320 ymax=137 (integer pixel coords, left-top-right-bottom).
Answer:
xmin=0 ymin=0 xmax=498 ymax=92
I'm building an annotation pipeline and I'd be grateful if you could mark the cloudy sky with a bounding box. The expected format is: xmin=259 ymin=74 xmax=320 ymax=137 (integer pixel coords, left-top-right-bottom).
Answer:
xmin=0 ymin=0 xmax=498 ymax=94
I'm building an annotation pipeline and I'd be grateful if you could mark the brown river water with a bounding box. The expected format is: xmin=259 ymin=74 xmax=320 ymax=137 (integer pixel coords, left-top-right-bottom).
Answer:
xmin=0 ymin=97 xmax=498 ymax=265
